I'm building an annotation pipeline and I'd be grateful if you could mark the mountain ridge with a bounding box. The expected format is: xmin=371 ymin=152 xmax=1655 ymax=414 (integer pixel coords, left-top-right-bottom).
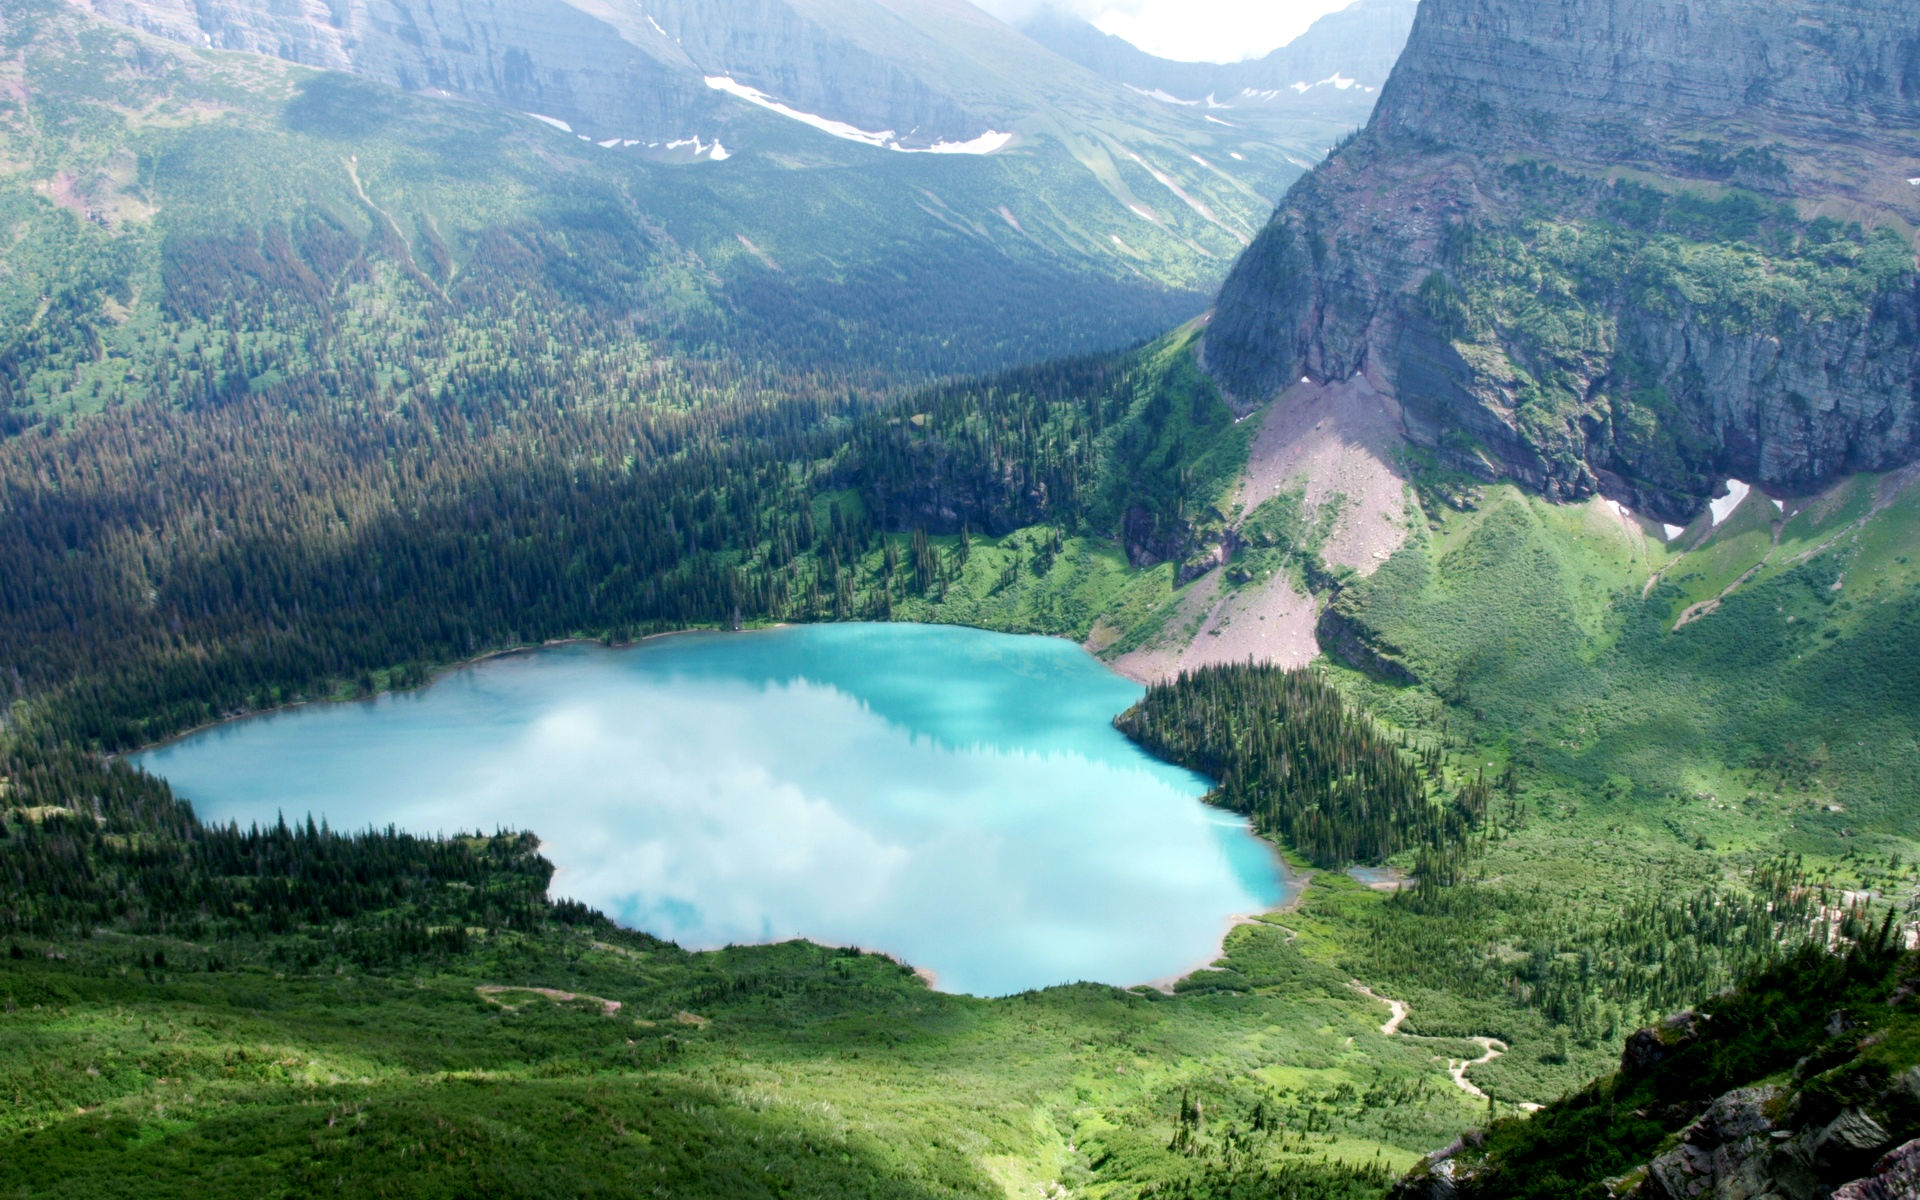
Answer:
xmin=1204 ymin=0 xmax=1920 ymax=519
xmin=65 ymin=0 xmax=1377 ymax=285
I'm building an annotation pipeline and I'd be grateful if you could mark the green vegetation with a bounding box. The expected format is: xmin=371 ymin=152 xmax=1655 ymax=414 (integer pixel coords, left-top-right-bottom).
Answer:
xmin=0 ymin=0 xmax=1211 ymax=434
xmin=1117 ymin=665 xmax=1483 ymax=874
xmin=1423 ymin=938 xmax=1920 ymax=1199
xmin=1417 ymin=164 xmax=1919 ymax=494
xmin=0 ymin=743 xmax=1493 ymax=1199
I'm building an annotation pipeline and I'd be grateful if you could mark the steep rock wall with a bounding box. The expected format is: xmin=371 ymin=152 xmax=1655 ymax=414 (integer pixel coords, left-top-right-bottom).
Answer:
xmin=1205 ymin=0 xmax=1920 ymax=514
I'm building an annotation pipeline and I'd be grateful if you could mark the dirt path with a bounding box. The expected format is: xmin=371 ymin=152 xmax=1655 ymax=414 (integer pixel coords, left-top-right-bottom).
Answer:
xmin=476 ymin=985 xmax=622 ymax=1016
xmin=1348 ymin=981 xmax=1541 ymax=1112
xmin=1350 ymin=981 xmax=1408 ymax=1036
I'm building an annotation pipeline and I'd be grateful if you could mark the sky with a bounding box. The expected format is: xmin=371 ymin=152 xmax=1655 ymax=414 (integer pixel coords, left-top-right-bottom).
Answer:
xmin=974 ymin=0 xmax=1361 ymax=64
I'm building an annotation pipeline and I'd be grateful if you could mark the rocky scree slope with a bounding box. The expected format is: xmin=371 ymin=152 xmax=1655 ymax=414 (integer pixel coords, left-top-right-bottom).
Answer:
xmin=1204 ymin=0 xmax=1920 ymax=520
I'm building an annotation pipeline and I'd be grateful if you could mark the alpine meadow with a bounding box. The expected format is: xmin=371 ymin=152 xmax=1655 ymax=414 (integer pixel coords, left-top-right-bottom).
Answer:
xmin=2 ymin=1 xmax=1918 ymax=1198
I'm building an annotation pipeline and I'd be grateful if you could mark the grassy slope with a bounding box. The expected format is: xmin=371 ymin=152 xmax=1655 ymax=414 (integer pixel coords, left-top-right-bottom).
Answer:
xmin=0 ymin=910 xmax=1475 ymax=1198
xmin=1335 ymin=471 xmax=1920 ymax=854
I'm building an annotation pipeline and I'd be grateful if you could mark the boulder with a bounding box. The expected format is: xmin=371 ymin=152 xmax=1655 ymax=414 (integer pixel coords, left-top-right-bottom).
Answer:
xmin=1813 ymin=1109 xmax=1895 ymax=1178
xmin=1830 ymin=1138 xmax=1920 ymax=1200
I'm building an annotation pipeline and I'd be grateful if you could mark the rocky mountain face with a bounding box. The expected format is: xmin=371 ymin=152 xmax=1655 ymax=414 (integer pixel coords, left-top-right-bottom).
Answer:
xmin=68 ymin=0 xmax=990 ymax=146
xmin=65 ymin=0 xmax=1366 ymax=292
xmin=1204 ymin=0 xmax=1920 ymax=517
xmin=1020 ymin=0 xmax=1417 ymax=123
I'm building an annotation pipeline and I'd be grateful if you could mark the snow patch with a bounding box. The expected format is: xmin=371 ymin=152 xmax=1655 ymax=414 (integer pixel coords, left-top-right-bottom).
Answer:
xmin=997 ymin=205 xmax=1025 ymax=234
xmin=917 ymin=131 xmax=1014 ymax=155
xmin=527 ymin=112 xmax=573 ymax=133
xmin=665 ymin=135 xmax=730 ymax=161
xmin=1229 ymin=151 xmax=1245 ymax=161
xmin=1126 ymin=151 xmax=1219 ymax=223
xmin=1909 ymin=178 xmax=1920 ymax=186
xmin=1127 ymin=204 xmax=1158 ymax=223
xmin=1772 ymin=497 xmax=1785 ymax=512
xmin=645 ymin=13 xmax=668 ymax=38
xmin=1126 ymin=84 xmax=1198 ymax=106
xmin=1603 ymin=498 xmax=1632 ymax=520
xmin=597 ymin=137 xmax=622 ymax=148
xmin=704 ymin=76 xmax=1007 ymax=155
xmin=1204 ymin=114 xmax=1236 ymax=127
xmin=1709 ymin=479 xmax=1751 ymax=526
xmin=1290 ymin=73 xmax=1359 ymax=94
xmin=1662 ymin=523 xmax=1685 ymax=541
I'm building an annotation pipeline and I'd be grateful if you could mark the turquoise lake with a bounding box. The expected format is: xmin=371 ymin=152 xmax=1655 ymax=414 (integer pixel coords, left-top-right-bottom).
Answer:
xmin=134 ymin=623 xmax=1292 ymax=995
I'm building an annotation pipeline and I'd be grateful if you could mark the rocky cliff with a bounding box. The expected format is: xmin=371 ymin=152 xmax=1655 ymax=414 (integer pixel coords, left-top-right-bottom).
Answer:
xmin=71 ymin=0 xmax=717 ymax=137
xmin=1205 ymin=0 xmax=1920 ymax=516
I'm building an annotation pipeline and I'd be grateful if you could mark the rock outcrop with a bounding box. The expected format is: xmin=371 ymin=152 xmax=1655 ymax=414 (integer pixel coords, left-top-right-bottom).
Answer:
xmin=1205 ymin=0 xmax=1920 ymax=517
xmin=1391 ymin=986 xmax=1920 ymax=1200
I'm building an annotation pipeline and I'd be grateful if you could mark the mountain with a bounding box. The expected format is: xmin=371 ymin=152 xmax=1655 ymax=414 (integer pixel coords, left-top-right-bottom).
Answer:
xmin=1020 ymin=0 xmax=1417 ymax=125
xmin=66 ymin=0 xmax=1368 ymax=293
xmin=1203 ymin=0 xmax=1920 ymax=519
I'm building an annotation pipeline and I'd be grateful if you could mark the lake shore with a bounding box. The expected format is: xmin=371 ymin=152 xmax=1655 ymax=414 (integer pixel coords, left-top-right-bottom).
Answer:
xmin=131 ymin=620 xmax=1278 ymax=998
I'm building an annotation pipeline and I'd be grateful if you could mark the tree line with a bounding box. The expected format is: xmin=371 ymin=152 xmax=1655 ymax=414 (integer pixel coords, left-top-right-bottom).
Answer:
xmin=1115 ymin=663 xmax=1482 ymax=870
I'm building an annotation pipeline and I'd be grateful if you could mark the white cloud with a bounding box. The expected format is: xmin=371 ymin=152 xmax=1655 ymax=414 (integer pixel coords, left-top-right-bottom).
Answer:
xmin=977 ymin=0 xmax=1360 ymax=63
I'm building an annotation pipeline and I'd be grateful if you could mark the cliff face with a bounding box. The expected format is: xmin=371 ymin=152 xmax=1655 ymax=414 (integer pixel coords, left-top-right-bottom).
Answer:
xmin=1205 ymin=0 xmax=1920 ymax=514
xmin=68 ymin=0 xmax=1015 ymax=146
xmin=72 ymin=0 xmax=712 ymax=135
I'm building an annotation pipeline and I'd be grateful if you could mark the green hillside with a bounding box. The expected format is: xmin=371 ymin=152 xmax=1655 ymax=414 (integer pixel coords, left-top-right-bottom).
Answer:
xmin=0 ymin=0 xmax=1225 ymax=431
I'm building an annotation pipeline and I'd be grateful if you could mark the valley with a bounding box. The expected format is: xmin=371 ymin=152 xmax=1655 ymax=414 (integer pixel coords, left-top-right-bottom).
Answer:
xmin=2 ymin=0 xmax=1919 ymax=1197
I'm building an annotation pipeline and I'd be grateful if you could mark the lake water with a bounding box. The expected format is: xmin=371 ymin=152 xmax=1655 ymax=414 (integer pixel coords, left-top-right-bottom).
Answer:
xmin=135 ymin=623 xmax=1291 ymax=995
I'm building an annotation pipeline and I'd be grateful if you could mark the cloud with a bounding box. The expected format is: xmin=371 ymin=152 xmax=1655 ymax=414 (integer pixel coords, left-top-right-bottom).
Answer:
xmin=976 ymin=0 xmax=1360 ymax=63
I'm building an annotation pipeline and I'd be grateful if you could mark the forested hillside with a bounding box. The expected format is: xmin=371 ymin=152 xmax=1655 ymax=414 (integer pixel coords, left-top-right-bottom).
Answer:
xmin=0 ymin=0 xmax=1217 ymax=433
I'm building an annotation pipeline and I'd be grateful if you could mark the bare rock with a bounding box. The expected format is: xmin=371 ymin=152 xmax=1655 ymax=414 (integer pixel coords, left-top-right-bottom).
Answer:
xmin=1830 ymin=1138 xmax=1920 ymax=1200
xmin=1622 ymin=1011 xmax=1703 ymax=1079
xmin=1640 ymin=1087 xmax=1780 ymax=1200
xmin=1814 ymin=1109 xmax=1896 ymax=1178
xmin=1205 ymin=0 xmax=1920 ymax=515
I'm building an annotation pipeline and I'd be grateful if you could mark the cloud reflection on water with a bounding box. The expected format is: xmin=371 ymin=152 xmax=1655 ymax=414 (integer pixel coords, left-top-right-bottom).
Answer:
xmin=138 ymin=626 xmax=1291 ymax=995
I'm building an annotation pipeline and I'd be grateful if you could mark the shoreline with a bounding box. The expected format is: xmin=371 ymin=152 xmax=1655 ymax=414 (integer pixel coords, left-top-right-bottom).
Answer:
xmin=123 ymin=616 xmax=1143 ymax=759
xmin=122 ymin=622 xmax=795 ymax=758
xmin=124 ymin=616 xmax=1283 ymax=1004
xmin=1134 ymin=868 xmax=1313 ymax=995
